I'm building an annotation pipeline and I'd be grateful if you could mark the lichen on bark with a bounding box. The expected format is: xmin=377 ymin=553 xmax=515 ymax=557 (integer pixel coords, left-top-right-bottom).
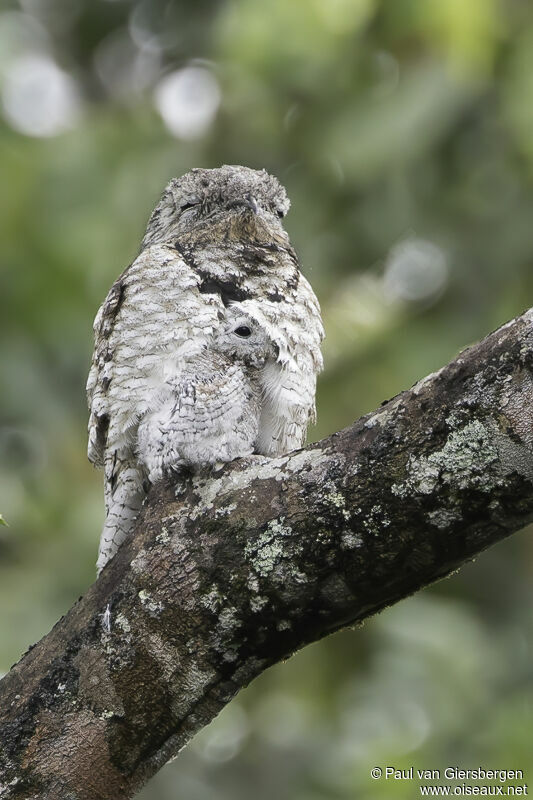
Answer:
xmin=2 ymin=309 xmax=533 ymax=799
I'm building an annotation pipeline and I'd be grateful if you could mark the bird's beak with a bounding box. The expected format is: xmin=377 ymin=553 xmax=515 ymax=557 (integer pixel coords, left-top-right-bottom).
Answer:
xmin=227 ymin=195 xmax=258 ymax=214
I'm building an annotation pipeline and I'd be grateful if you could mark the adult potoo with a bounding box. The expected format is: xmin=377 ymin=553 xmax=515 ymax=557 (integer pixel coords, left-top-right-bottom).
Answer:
xmin=87 ymin=165 xmax=324 ymax=573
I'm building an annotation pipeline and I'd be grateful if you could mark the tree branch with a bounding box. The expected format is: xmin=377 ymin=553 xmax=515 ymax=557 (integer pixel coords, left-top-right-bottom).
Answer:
xmin=2 ymin=309 xmax=533 ymax=799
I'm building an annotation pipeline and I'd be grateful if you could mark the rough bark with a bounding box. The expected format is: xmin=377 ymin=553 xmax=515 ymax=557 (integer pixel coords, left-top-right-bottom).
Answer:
xmin=2 ymin=309 xmax=533 ymax=799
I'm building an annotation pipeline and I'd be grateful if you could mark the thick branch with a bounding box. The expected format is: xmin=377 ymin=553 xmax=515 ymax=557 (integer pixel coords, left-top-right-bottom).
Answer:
xmin=2 ymin=310 xmax=533 ymax=799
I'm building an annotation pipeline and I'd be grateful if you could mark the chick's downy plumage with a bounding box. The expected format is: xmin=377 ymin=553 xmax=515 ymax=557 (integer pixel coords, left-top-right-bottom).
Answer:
xmin=137 ymin=307 xmax=278 ymax=483
xmin=87 ymin=165 xmax=324 ymax=573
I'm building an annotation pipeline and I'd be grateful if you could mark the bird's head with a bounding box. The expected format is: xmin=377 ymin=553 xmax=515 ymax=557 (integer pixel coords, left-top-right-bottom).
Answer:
xmin=141 ymin=165 xmax=290 ymax=248
xmin=211 ymin=305 xmax=279 ymax=370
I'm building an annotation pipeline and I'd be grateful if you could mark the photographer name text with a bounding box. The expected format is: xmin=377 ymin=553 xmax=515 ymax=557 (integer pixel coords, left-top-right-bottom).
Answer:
xmin=379 ymin=768 xmax=523 ymax=782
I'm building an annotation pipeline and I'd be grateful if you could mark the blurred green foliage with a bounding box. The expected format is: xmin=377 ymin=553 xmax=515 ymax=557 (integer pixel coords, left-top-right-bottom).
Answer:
xmin=1 ymin=0 xmax=533 ymax=797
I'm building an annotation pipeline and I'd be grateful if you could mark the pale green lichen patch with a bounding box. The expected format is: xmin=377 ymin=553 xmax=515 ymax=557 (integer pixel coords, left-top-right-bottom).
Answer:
xmin=249 ymin=595 xmax=268 ymax=613
xmin=392 ymin=419 xmax=502 ymax=498
xmin=327 ymin=490 xmax=345 ymax=508
xmin=244 ymin=516 xmax=296 ymax=577
xmin=246 ymin=535 xmax=283 ymax=577
xmin=138 ymin=589 xmax=164 ymax=615
xmin=189 ymin=457 xmax=281 ymax=519
xmin=427 ymin=508 xmax=461 ymax=529
xmin=156 ymin=526 xmax=170 ymax=544
xmin=341 ymin=531 xmax=364 ymax=550
xmin=267 ymin=518 xmax=293 ymax=537
xmin=364 ymin=504 xmax=391 ymax=531
xmin=115 ymin=613 xmax=131 ymax=634
xmin=244 ymin=517 xmax=311 ymax=588
xmin=218 ymin=605 xmax=242 ymax=633
xmin=324 ymin=487 xmax=351 ymax=520
xmin=189 ymin=448 xmax=335 ymax=520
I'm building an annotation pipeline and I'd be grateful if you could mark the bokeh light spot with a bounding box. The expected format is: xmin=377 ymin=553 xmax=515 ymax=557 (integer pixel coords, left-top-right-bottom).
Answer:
xmin=1 ymin=54 xmax=81 ymax=137
xmin=383 ymin=237 xmax=449 ymax=305
xmin=153 ymin=66 xmax=221 ymax=140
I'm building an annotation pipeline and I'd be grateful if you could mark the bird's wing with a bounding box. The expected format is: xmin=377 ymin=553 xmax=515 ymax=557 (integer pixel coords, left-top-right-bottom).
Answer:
xmin=86 ymin=269 xmax=129 ymax=466
xmin=86 ymin=243 xmax=225 ymax=466
xmin=165 ymin=365 xmax=256 ymax=437
xmin=137 ymin=357 xmax=261 ymax=480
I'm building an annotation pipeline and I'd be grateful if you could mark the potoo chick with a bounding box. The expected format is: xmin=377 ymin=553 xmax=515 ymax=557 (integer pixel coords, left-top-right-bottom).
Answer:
xmin=87 ymin=165 xmax=324 ymax=573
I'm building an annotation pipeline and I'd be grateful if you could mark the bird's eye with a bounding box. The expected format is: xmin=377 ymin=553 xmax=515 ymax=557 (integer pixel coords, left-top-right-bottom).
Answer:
xmin=180 ymin=202 xmax=197 ymax=212
xmin=276 ymin=209 xmax=284 ymax=218
xmin=234 ymin=325 xmax=252 ymax=338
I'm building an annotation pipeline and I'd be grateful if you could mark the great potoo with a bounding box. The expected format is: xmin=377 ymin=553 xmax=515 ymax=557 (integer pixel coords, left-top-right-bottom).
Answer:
xmin=87 ymin=165 xmax=324 ymax=573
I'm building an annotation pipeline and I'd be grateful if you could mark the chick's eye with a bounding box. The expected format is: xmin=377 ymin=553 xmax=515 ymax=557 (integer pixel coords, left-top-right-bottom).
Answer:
xmin=180 ymin=202 xmax=197 ymax=211
xmin=234 ymin=325 xmax=252 ymax=338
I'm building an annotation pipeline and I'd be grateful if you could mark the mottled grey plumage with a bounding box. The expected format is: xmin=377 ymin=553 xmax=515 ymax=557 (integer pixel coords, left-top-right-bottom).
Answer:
xmin=87 ymin=165 xmax=323 ymax=573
